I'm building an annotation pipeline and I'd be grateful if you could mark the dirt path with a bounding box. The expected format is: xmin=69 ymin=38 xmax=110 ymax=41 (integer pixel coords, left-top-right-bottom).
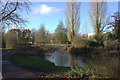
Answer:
xmin=2 ymin=49 xmax=39 ymax=78
xmin=2 ymin=45 xmax=68 ymax=79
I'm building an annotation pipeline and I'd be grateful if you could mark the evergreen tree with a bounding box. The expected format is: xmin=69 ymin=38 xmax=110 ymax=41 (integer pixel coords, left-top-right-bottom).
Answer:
xmin=54 ymin=21 xmax=67 ymax=44
xmin=35 ymin=24 xmax=46 ymax=44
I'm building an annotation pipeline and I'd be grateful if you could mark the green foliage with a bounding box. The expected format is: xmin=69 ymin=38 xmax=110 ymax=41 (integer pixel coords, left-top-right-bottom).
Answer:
xmin=114 ymin=19 xmax=120 ymax=41
xmin=74 ymin=38 xmax=102 ymax=48
xmin=103 ymin=32 xmax=113 ymax=41
xmin=83 ymin=40 xmax=93 ymax=47
xmin=35 ymin=24 xmax=52 ymax=44
xmin=45 ymin=32 xmax=52 ymax=43
xmin=102 ymin=32 xmax=113 ymax=45
xmin=21 ymin=29 xmax=31 ymax=42
xmin=94 ymin=33 xmax=103 ymax=43
xmin=89 ymin=41 xmax=102 ymax=48
xmin=35 ymin=24 xmax=46 ymax=43
xmin=108 ymin=12 xmax=120 ymax=41
xmin=66 ymin=66 xmax=110 ymax=78
xmin=54 ymin=21 xmax=67 ymax=44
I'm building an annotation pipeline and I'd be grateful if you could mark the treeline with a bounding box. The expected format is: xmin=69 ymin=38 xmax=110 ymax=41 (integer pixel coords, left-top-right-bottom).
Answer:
xmin=2 ymin=29 xmax=32 ymax=48
xmin=2 ymin=21 xmax=67 ymax=48
xmin=1 ymin=2 xmax=120 ymax=48
xmin=33 ymin=21 xmax=68 ymax=44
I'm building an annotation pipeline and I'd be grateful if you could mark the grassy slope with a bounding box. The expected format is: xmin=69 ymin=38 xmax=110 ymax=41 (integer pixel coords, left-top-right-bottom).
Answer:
xmin=10 ymin=50 xmax=56 ymax=69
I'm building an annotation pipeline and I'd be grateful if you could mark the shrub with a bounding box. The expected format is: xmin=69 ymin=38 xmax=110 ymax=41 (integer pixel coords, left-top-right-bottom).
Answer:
xmin=79 ymin=40 xmax=103 ymax=48
xmin=66 ymin=66 xmax=110 ymax=78
xmin=70 ymin=47 xmax=93 ymax=55
xmin=89 ymin=41 xmax=101 ymax=48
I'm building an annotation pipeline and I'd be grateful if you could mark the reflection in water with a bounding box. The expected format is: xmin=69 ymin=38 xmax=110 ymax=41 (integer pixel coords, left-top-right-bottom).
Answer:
xmin=45 ymin=53 xmax=119 ymax=77
xmin=45 ymin=53 xmax=84 ymax=67
xmin=54 ymin=53 xmax=68 ymax=66
xmin=67 ymin=54 xmax=75 ymax=67
xmin=67 ymin=55 xmax=84 ymax=67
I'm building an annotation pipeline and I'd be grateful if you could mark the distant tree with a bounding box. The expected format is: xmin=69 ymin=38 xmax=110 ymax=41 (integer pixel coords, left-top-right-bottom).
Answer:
xmin=65 ymin=1 xmax=81 ymax=43
xmin=108 ymin=12 xmax=120 ymax=42
xmin=88 ymin=2 xmax=109 ymax=42
xmin=5 ymin=29 xmax=17 ymax=48
xmin=0 ymin=0 xmax=30 ymax=29
xmin=21 ymin=29 xmax=31 ymax=43
xmin=35 ymin=24 xmax=46 ymax=44
xmin=54 ymin=21 xmax=67 ymax=44
xmin=31 ymin=28 xmax=36 ymax=43
xmin=5 ymin=29 xmax=32 ymax=48
xmin=103 ymin=32 xmax=113 ymax=41
xmin=45 ymin=31 xmax=52 ymax=43
xmin=82 ymin=34 xmax=88 ymax=40
xmin=0 ymin=30 xmax=6 ymax=48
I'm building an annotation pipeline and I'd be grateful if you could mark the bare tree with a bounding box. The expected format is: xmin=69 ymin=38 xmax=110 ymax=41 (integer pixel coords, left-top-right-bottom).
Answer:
xmin=65 ymin=1 xmax=81 ymax=43
xmin=35 ymin=24 xmax=46 ymax=44
xmin=0 ymin=0 xmax=30 ymax=29
xmin=88 ymin=2 xmax=109 ymax=41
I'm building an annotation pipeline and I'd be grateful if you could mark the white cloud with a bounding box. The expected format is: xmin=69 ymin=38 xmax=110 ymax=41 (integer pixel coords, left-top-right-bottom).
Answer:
xmin=34 ymin=4 xmax=63 ymax=15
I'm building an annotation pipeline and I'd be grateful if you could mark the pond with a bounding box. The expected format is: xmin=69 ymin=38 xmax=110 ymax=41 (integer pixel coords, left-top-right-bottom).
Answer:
xmin=45 ymin=52 xmax=119 ymax=77
xmin=45 ymin=53 xmax=85 ymax=67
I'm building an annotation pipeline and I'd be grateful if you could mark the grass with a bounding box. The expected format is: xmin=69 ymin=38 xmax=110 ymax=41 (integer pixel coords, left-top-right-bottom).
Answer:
xmin=40 ymin=65 xmax=111 ymax=78
xmin=66 ymin=66 xmax=110 ymax=78
xmin=10 ymin=50 xmax=56 ymax=69
xmin=84 ymin=56 xmax=120 ymax=78
xmin=10 ymin=49 xmax=70 ymax=72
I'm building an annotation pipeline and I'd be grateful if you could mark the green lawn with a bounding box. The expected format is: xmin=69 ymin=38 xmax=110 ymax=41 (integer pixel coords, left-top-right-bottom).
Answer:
xmin=10 ymin=50 xmax=56 ymax=69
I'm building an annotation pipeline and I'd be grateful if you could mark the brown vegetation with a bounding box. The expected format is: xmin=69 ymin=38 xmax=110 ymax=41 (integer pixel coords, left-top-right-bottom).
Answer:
xmin=65 ymin=40 xmax=120 ymax=57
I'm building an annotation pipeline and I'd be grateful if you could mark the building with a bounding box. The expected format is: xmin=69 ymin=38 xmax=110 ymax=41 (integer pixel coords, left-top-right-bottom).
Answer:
xmin=88 ymin=33 xmax=95 ymax=39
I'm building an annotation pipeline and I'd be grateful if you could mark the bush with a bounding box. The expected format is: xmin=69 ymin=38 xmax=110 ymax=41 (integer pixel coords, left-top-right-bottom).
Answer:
xmin=66 ymin=66 xmax=110 ymax=78
xmin=89 ymin=41 xmax=102 ymax=48
xmin=70 ymin=46 xmax=94 ymax=55
xmin=80 ymin=40 xmax=103 ymax=48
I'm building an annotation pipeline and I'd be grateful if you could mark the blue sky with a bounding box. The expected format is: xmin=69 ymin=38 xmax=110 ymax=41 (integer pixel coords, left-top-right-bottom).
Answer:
xmin=20 ymin=2 xmax=118 ymax=34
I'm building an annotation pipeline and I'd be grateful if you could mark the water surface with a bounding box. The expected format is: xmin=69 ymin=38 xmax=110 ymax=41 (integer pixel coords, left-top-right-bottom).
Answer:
xmin=45 ymin=52 xmax=119 ymax=77
xmin=45 ymin=53 xmax=84 ymax=67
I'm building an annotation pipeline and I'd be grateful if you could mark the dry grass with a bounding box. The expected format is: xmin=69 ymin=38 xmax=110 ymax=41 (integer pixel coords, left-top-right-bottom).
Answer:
xmin=85 ymin=56 xmax=119 ymax=78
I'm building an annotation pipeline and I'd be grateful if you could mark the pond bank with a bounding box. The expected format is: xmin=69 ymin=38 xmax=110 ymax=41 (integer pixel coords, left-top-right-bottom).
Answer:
xmin=10 ymin=49 xmax=112 ymax=78
xmin=10 ymin=50 xmax=70 ymax=73
xmin=10 ymin=44 xmax=120 ymax=78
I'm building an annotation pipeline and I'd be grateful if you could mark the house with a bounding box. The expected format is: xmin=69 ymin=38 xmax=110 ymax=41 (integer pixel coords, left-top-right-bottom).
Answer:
xmin=88 ymin=33 xmax=95 ymax=39
xmin=87 ymin=32 xmax=108 ymax=39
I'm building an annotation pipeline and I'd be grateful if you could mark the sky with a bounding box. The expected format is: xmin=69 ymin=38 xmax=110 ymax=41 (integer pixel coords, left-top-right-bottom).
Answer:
xmin=18 ymin=2 xmax=118 ymax=35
